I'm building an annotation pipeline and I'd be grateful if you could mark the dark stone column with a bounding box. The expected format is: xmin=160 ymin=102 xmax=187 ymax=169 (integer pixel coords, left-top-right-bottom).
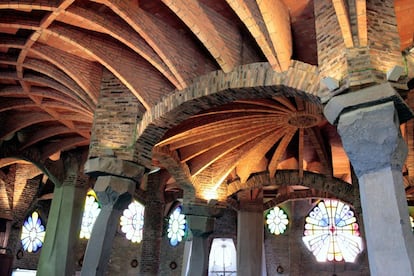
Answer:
xmin=81 ymin=175 xmax=135 ymax=276
xmin=38 ymin=160 xmax=88 ymax=276
xmin=81 ymin=157 xmax=144 ymax=276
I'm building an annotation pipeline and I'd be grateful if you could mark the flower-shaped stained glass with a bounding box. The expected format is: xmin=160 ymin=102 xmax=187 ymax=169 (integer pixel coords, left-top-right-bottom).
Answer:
xmin=302 ymin=199 xmax=363 ymax=262
xmin=80 ymin=194 xmax=101 ymax=239
xmin=167 ymin=206 xmax=187 ymax=246
xmin=120 ymin=201 xmax=145 ymax=243
xmin=21 ymin=211 xmax=45 ymax=253
xmin=266 ymin=206 xmax=289 ymax=235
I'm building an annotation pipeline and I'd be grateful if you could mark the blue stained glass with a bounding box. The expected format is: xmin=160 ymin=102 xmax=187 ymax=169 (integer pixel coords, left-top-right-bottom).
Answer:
xmin=167 ymin=206 xmax=187 ymax=246
xmin=20 ymin=211 xmax=46 ymax=253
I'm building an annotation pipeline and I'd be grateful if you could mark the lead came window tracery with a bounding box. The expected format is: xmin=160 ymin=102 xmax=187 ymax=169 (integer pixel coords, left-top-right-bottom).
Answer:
xmin=21 ymin=211 xmax=45 ymax=253
xmin=167 ymin=206 xmax=187 ymax=246
xmin=80 ymin=193 xmax=101 ymax=239
xmin=120 ymin=201 xmax=145 ymax=243
xmin=266 ymin=206 xmax=289 ymax=235
xmin=302 ymin=199 xmax=363 ymax=262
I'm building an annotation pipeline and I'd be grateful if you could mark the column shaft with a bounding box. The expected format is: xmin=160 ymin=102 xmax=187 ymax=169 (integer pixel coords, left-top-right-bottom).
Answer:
xmin=337 ymin=102 xmax=414 ymax=275
xmin=81 ymin=175 xmax=135 ymax=276
xmin=37 ymin=177 xmax=86 ymax=276
xmin=237 ymin=210 xmax=263 ymax=276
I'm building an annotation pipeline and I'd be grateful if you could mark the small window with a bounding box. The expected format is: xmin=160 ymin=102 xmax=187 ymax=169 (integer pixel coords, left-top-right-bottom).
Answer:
xmin=265 ymin=206 xmax=289 ymax=235
xmin=80 ymin=192 xmax=101 ymax=239
xmin=167 ymin=206 xmax=187 ymax=246
xmin=120 ymin=201 xmax=145 ymax=243
xmin=302 ymin=199 xmax=363 ymax=262
xmin=208 ymin=238 xmax=237 ymax=276
xmin=21 ymin=211 xmax=45 ymax=253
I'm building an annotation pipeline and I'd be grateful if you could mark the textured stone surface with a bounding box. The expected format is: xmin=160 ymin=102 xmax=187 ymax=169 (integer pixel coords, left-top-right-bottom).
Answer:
xmin=324 ymin=82 xmax=413 ymax=125
xmin=337 ymin=102 xmax=406 ymax=176
xmin=84 ymin=156 xmax=145 ymax=179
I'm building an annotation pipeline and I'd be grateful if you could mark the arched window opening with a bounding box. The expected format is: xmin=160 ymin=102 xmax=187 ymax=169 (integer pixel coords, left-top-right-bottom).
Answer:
xmin=265 ymin=206 xmax=289 ymax=235
xmin=208 ymin=238 xmax=237 ymax=276
xmin=20 ymin=211 xmax=45 ymax=253
xmin=302 ymin=199 xmax=363 ymax=262
xmin=167 ymin=206 xmax=187 ymax=246
xmin=79 ymin=191 xmax=101 ymax=239
xmin=120 ymin=200 xmax=145 ymax=243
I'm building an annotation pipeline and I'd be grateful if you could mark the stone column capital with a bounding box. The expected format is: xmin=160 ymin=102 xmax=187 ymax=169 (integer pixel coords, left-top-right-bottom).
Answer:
xmin=94 ymin=175 xmax=135 ymax=210
xmin=185 ymin=214 xmax=215 ymax=237
xmin=84 ymin=157 xmax=145 ymax=180
xmin=336 ymin=101 xmax=407 ymax=177
xmin=324 ymin=82 xmax=413 ymax=125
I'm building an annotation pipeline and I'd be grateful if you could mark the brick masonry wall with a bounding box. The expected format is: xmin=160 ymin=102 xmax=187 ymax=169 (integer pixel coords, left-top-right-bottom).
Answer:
xmin=366 ymin=0 xmax=404 ymax=73
xmin=314 ymin=0 xmax=348 ymax=81
xmin=89 ymin=69 xmax=143 ymax=161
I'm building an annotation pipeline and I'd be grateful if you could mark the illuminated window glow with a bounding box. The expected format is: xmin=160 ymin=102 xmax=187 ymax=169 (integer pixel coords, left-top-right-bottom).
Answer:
xmin=410 ymin=216 xmax=414 ymax=231
xmin=120 ymin=201 xmax=145 ymax=243
xmin=80 ymin=194 xmax=101 ymax=239
xmin=21 ymin=211 xmax=45 ymax=253
xmin=167 ymin=206 xmax=187 ymax=246
xmin=266 ymin=206 xmax=289 ymax=235
xmin=208 ymin=238 xmax=237 ymax=276
xmin=302 ymin=199 xmax=363 ymax=262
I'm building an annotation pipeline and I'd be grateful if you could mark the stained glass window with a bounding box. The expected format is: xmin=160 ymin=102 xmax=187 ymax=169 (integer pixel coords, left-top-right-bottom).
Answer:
xmin=266 ymin=206 xmax=289 ymax=235
xmin=302 ymin=199 xmax=363 ymax=262
xmin=120 ymin=201 xmax=145 ymax=243
xmin=410 ymin=216 xmax=414 ymax=231
xmin=21 ymin=211 xmax=45 ymax=253
xmin=167 ymin=206 xmax=187 ymax=246
xmin=80 ymin=193 xmax=101 ymax=239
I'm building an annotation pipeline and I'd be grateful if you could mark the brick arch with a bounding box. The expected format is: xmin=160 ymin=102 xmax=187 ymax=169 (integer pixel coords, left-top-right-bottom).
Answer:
xmin=227 ymin=170 xmax=355 ymax=207
xmin=136 ymin=61 xmax=321 ymax=166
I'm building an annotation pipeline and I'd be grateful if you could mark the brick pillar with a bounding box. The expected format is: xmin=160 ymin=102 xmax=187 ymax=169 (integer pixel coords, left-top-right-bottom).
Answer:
xmin=314 ymin=0 xmax=348 ymax=82
xmin=88 ymin=69 xmax=143 ymax=161
xmin=140 ymin=171 xmax=165 ymax=276
xmin=81 ymin=157 xmax=144 ymax=276
xmin=325 ymin=86 xmax=414 ymax=275
xmin=37 ymin=156 xmax=89 ymax=276
xmin=366 ymin=0 xmax=404 ymax=73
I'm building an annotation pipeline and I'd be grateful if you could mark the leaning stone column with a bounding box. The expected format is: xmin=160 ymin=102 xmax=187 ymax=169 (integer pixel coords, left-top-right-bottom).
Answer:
xmin=37 ymin=162 xmax=88 ymax=276
xmin=325 ymin=84 xmax=414 ymax=275
xmin=237 ymin=195 xmax=264 ymax=276
xmin=185 ymin=213 xmax=215 ymax=276
xmin=81 ymin=157 xmax=144 ymax=276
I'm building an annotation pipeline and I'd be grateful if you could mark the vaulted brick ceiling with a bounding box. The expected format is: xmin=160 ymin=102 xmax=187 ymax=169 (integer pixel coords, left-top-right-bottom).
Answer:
xmin=0 ymin=0 xmax=414 ymax=201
